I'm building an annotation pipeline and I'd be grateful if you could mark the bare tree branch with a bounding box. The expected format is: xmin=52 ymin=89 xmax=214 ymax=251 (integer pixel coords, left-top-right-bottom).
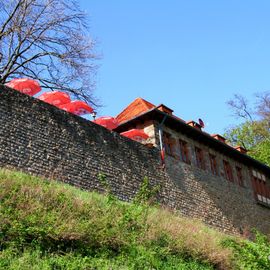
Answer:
xmin=227 ymin=94 xmax=254 ymax=121
xmin=0 ymin=0 xmax=22 ymax=40
xmin=255 ymin=92 xmax=270 ymax=122
xmin=0 ymin=0 xmax=99 ymax=106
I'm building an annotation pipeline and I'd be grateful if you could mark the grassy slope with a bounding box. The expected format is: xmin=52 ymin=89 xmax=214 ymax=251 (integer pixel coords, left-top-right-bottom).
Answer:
xmin=0 ymin=169 xmax=269 ymax=270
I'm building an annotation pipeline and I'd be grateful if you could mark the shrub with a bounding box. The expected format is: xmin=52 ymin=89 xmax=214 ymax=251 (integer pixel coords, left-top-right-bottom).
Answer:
xmin=0 ymin=169 xmax=252 ymax=269
xmin=223 ymin=230 xmax=270 ymax=270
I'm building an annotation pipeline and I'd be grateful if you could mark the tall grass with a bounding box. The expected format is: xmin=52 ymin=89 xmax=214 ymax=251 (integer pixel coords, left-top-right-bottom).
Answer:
xmin=0 ymin=169 xmax=269 ymax=269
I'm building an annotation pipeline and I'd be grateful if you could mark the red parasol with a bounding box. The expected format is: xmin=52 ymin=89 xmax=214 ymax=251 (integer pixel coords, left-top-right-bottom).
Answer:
xmin=59 ymin=100 xmax=94 ymax=115
xmin=93 ymin=116 xmax=119 ymax=130
xmin=5 ymin=78 xmax=41 ymax=96
xmin=120 ymin=129 xmax=149 ymax=142
xmin=38 ymin=91 xmax=71 ymax=106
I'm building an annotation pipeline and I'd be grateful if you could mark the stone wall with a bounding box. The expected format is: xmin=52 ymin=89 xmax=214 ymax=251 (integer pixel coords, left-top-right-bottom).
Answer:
xmin=0 ymin=86 xmax=166 ymax=201
xmin=0 ymin=85 xmax=269 ymax=235
xmin=134 ymin=118 xmax=270 ymax=235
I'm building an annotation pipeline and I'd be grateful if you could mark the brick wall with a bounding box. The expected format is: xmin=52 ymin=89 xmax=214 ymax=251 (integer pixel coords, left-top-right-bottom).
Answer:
xmin=0 ymin=85 xmax=269 ymax=235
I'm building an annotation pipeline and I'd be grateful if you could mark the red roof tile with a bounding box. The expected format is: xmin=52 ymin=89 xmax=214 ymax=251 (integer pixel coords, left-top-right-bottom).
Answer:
xmin=116 ymin=97 xmax=155 ymax=123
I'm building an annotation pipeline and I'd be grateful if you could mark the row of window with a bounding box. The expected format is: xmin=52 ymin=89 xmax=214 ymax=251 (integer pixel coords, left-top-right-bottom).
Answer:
xmin=251 ymin=170 xmax=270 ymax=206
xmin=163 ymin=132 xmax=270 ymax=207
xmin=163 ymin=132 xmax=244 ymax=186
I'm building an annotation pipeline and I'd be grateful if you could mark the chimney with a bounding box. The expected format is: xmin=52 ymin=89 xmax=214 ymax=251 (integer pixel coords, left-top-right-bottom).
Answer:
xmin=211 ymin=134 xmax=226 ymax=143
xmin=157 ymin=104 xmax=173 ymax=115
xmin=186 ymin=120 xmax=202 ymax=131
xmin=234 ymin=146 xmax=247 ymax=154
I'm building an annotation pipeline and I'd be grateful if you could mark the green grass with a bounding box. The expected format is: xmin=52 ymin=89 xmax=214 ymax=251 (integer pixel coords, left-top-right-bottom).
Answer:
xmin=0 ymin=169 xmax=269 ymax=269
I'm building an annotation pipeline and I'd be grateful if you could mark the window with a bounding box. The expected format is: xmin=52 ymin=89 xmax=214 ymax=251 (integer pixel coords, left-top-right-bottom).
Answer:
xmin=251 ymin=170 xmax=270 ymax=207
xmin=195 ymin=147 xmax=205 ymax=170
xmin=223 ymin=160 xmax=233 ymax=182
xmin=209 ymin=154 xmax=218 ymax=175
xmin=179 ymin=139 xmax=190 ymax=164
xmin=236 ymin=166 xmax=244 ymax=186
xmin=163 ymin=132 xmax=175 ymax=156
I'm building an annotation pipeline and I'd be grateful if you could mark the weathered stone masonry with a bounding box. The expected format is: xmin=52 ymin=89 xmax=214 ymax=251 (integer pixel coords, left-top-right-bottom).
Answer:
xmin=0 ymin=85 xmax=269 ymax=235
xmin=0 ymin=86 xmax=167 ymax=201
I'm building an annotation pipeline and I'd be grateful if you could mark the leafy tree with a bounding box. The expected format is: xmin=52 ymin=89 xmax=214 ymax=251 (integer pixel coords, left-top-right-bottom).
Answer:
xmin=251 ymin=139 xmax=270 ymax=166
xmin=0 ymin=0 xmax=98 ymax=105
xmin=225 ymin=92 xmax=270 ymax=166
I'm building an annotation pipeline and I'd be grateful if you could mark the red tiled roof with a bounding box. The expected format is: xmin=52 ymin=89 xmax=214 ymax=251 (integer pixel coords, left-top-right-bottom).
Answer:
xmin=115 ymin=108 xmax=270 ymax=174
xmin=116 ymin=97 xmax=155 ymax=123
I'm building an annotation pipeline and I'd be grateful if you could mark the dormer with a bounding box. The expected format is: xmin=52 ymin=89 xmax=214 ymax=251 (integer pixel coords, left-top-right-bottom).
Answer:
xmin=234 ymin=146 xmax=247 ymax=154
xmin=186 ymin=120 xmax=202 ymax=131
xmin=157 ymin=104 xmax=173 ymax=115
xmin=211 ymin=134 xmax=226 ymax=143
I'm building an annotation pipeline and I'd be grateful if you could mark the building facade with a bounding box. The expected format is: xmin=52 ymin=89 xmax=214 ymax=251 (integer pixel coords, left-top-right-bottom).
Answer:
xmin=0 ymin=86 xmax=269 ymax=235
xmin=115 ymin=98 xmax=270 ymax=223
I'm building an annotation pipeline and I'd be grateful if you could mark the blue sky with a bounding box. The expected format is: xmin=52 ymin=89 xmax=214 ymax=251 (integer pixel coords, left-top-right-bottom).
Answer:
xmin=79 ymin=1 xmax=270 ymax=134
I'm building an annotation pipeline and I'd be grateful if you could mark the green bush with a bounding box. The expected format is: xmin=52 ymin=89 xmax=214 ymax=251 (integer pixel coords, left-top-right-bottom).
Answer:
xmin=223 ymin=230 xmax=270 ymax=270
xmin=3 ymin=168 xmax=269 ymax=269
xmin=0 ymin=246 xmax=214 ymax=270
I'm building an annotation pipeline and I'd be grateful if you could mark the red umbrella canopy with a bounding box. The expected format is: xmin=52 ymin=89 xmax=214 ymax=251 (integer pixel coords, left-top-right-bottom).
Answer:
xmin=93 ymin=116 xmax=119 ymax=130
xmin=120 ymin=129 xmax=149 ymax=142
xmin=5 ymin=78 xmax=41 ymax=96
xmin=59 ymin=101 xmax=94 ymax=115
xmin=38 ymin=91 xmax=71 ymax=106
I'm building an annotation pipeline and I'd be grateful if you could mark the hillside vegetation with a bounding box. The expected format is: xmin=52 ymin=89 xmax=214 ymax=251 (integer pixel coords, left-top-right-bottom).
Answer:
xmin=0 ymin=169 xmax=269 ymax=270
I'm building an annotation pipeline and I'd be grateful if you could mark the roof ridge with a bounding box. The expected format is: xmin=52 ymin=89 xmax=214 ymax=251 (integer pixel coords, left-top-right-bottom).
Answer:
xmin=115 ymin=97 xmax=155 ymax=123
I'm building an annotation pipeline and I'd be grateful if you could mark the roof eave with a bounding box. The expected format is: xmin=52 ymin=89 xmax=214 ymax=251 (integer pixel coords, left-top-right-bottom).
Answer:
xmin=114 ymin=109 xmax=270 ymax=176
